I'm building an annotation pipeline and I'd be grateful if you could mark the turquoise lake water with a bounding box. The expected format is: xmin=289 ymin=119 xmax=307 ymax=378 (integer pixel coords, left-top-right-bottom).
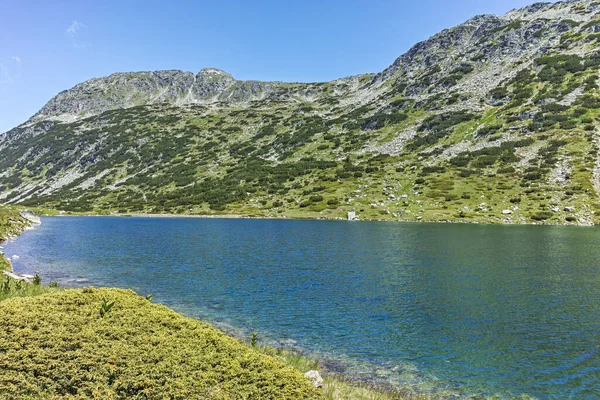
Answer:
xmin=4 ymin=216 xmax=600 ymax=398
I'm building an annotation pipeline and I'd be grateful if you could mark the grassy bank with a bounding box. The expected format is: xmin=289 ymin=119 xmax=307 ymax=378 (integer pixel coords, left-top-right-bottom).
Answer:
xmin=0 ymin=287 xmax=321 ymax=399
xmin=255 ymin=346 xmax=423 ymax=400
xmin=0 ymin=206 xmax=30 ymax=242
xmin=0 ymin=206 xmax=30 ymax=271
xmin=0 ymin=275 xmax=59 ymax=302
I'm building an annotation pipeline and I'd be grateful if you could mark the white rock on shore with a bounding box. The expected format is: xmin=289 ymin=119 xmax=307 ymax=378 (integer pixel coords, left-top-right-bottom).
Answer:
xmin=304 ymin=370 xmax=324 ymax=388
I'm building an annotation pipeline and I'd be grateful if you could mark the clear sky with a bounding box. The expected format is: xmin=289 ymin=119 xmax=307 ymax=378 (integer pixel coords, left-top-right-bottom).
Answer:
xmin=1 ymin=0 xmax=552 ymax=133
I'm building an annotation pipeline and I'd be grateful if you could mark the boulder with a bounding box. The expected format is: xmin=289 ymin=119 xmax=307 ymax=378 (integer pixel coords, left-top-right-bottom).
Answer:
xmin=304 ymin=370 xmax=323 ymax=388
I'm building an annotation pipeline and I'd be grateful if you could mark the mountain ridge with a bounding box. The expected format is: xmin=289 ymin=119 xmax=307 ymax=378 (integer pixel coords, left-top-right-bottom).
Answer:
xmin=14 ymin=2 xmax=562 ymax=128
xmin=3 ymin=0 xmax=600 ymax=225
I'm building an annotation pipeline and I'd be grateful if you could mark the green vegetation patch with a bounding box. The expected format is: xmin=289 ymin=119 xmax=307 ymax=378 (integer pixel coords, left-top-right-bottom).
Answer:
xmin=0 ymin=206 xmax=31 ymax=271
xmin=535 ymin=54 xmax=584 ymax=83
xmin=0 ymin=288 xmax=320 ymax=399
xmin=0 ymin=207 xmax=28 ymax=244
xmin=0 ymin=275 xmax=59 ymax=302
xmin=406 ymin=111 xmax=479 ymax=150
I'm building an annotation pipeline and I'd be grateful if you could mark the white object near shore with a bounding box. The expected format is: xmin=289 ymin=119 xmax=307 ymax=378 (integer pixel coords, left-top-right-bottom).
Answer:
xmin=11 ymin=255 xmax=20 ymax=260
xmin=2 ymin=271 xmax=32 ymax=283
xmin=347 ymin=210 xmax=356 ymax=221
xmin=304 ymin=370 xmax=323 ymax=388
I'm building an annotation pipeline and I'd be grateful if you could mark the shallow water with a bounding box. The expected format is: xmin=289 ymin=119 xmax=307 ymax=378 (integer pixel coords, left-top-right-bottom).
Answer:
xmin=5 ymin=217 xmax=600 ymax=398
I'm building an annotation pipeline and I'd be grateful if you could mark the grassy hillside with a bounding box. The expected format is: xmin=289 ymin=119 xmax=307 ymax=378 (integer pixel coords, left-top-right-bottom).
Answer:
xmin=0 ymin=287 xmax=321 ymax=399
xmin=0 ymin=206 xmax=28 ymax=242
xmin=3 ymin=1 xmax=600 ymax=225
xmin=0 ymin=206 xmax=30 ymax=271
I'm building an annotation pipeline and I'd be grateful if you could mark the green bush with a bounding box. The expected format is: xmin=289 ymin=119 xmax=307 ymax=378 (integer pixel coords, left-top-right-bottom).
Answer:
xmin=531 ymin=211 xmax=554 ymax=221
xmin=0 ymin=288 xmax=320 ymax=399
xmin=535 ymin=54 xmax=584 ymax=83
xmin=308 ymin=195 xmax=324 ymax=203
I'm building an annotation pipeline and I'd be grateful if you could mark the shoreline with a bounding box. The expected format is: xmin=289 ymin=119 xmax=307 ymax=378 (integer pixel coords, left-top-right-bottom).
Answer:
xmin=54 ymin=210 xmax=600 ymax=228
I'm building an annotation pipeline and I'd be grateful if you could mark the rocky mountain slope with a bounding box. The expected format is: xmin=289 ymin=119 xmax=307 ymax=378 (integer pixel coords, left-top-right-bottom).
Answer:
xmin=3 ymin=0 xmax=600 ymax=225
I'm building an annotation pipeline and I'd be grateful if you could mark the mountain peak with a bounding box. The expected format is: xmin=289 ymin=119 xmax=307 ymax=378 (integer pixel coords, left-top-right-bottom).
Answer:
xmin=192 ymin=68 xmax=235 ymax=99
xmin=198 ymin=68 xmax=233 ymax=79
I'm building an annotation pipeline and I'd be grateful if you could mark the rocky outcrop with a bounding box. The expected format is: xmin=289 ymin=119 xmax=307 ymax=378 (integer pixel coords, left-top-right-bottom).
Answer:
xmin=29 ymin=70 xmax=195 ymax=124
xmin=19 ymin=210 xmax=41 ymax=225
xmin=22 ymin=67 xmax=341 ymax=127
xmin=191 ymin=68 xmax=235 ymax=99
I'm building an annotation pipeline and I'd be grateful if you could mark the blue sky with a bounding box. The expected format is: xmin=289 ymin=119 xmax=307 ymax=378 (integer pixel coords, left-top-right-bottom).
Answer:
xmin=1 ymin=0 xmax=550 ymax=133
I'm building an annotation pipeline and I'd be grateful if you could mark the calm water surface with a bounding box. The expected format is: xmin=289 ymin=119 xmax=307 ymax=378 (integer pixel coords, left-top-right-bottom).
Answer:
xmin=4 ymin=217 xmax=600 ymax=398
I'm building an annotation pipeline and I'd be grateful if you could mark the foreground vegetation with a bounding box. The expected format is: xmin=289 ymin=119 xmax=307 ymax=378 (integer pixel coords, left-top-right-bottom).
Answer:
xmin=0 ymin=287 xmax=321 ymax=399
xmin=0 ymin=275 xmax=59 ymax=302
xmin=0 ymin=280 xmax=417 ymax=400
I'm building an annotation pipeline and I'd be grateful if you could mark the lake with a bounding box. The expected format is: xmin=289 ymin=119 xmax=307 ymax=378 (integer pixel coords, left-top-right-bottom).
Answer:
xmin=4 ymin=216 xmax=600 ymax=398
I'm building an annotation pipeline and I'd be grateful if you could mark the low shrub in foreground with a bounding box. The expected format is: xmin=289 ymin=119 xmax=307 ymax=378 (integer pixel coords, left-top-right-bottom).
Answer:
xmin=0 ymin=288 xmax=320 ymax=399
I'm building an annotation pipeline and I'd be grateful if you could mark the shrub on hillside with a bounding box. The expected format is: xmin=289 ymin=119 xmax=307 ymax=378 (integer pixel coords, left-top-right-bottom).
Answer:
xmin=0 ymin=288 xmax=320 ymax=399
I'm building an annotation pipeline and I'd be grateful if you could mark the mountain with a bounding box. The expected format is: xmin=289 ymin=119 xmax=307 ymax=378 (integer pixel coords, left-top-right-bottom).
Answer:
xmin=3 ymin=0 xmax=600 ymax=225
